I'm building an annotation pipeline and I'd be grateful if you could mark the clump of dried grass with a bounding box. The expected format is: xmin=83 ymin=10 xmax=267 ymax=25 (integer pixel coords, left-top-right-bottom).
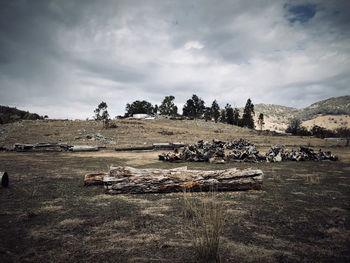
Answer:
xmin=306 ymin=174 xmax=321 ymax=185
xmin=183 ymin=189 xmax=225 ymax=263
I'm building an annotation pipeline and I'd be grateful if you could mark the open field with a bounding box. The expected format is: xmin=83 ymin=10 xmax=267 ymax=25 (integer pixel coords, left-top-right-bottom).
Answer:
xmin=0 ymin=119 xmax=350 ymax=262
xmin=0 ymin=118 xmax=329 ymax=149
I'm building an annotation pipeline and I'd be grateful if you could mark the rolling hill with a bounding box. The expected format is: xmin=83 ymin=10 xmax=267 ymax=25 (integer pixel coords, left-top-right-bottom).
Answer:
xmin=0 ymin=105 xmax=44 ymax=124
xmin=249 ymin=96 xmax=350 ymax=132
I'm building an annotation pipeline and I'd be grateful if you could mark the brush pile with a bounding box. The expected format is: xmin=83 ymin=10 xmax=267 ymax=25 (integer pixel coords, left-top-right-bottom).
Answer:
xmin=266 ymin=145 xmax=338 ymax=162
xmin=159 ymin=139 xmax=262 ymax=163
xmin=159 ymin=139 xmax=226 ymax=163
xmin=159 ymin=139 xmax=338 ymax=163
xmin=226 ymin=145 xmax=264 ymax=162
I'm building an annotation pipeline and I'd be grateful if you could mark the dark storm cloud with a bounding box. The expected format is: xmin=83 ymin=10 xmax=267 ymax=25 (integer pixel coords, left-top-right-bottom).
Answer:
xmin=0 ymin=0 xmax=349 ymax=118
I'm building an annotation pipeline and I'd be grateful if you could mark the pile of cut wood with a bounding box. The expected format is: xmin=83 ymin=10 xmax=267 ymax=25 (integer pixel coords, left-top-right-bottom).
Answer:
xmin=159 ymin=139 xmax=262 ymax=163
xmin=226 ymin=145 xmax=265 ymax=162
xmin=265 ymin=145 xmax=338 ymax=162
xmin=159 ymin=140 xmax=225 ymax=163
xmin=84 ymin=166 xmax=264 ymax=194
xmin=159 ymin=139 xmax=338 ymax=163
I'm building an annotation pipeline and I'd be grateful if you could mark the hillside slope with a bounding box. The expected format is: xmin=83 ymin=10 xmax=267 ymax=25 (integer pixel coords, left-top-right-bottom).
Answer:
xmin=250 ymin=96 xmax=350 ymax=132
xmin=0 ymin=105 xmax=44 ymax=124
xmin=296 ymin=96 xmax=350 ymax=121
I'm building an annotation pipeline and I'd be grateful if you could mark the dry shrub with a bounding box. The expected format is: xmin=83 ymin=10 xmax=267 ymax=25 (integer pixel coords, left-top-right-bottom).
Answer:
xmin=106 ymin=120 xmax=118 ymax=128
xmin=183 ymin=189 xmax=225 ymax=263
xmin=306 ymin=174 xmax=320 ymax=185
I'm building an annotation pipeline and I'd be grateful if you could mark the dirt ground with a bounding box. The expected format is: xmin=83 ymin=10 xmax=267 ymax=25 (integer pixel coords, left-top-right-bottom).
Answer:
xmin=0 ymin=119 xmax=349 ymax=262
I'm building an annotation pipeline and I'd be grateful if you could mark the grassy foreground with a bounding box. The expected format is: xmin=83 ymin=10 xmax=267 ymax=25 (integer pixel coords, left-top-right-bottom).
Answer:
xmin=0 ymin=147 xmax=349 ymax=263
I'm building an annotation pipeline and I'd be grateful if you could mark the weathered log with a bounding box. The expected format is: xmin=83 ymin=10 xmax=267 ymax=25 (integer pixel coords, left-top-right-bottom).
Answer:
xmin=0 ymin=172 xmax=9 ymax=187
xmin=13 ymin=143 xmax=71 ymax=152
xmin=115 ymin=146 xmax=154 ymax=151
xmin=104 ymin=166 xmax=263 ymax=194
xmin=84 ymin=173 xmax=109 ymax=186
xmin=152 ymin=143 xmax=174 ymax=150
xmin=71 ymin=145 xmax=99 ymax=152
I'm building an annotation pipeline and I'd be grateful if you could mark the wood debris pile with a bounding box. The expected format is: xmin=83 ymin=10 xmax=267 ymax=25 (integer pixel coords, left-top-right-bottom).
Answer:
xmin=159 ymin=140 xmax=225 ymax=163
xmin=265 ymin=145 xmax=338 ymax=162
xmin=159 ymin=139 xmax=338 ymax=163
xmin=226 ymin=145 xmax=264 ymax=162
xmin=159 ymin=139 xmax=262 ymax=163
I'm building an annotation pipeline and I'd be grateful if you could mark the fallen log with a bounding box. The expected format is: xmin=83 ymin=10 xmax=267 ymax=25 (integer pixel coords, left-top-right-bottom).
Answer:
xmin=71 ymin=145 xmax=99 ymax=152
xmin=115 ymin=146 xmax=154 ymax=151
xmin=103 ymin=166 xmax=263 ymax=194
xmin=152 ymin=143 xmax=174 ymax=150
xmin=13 ymin=143 xmax=72 ymax=152
xmin=0 ymin=172 xmax=9 ymax=187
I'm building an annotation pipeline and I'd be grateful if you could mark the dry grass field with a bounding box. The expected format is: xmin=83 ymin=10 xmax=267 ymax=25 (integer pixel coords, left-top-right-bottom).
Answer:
xmin=0 ymin=119 xmax=349 ymax=262
xmin=0 ymin=118 xmax=328 ymax=149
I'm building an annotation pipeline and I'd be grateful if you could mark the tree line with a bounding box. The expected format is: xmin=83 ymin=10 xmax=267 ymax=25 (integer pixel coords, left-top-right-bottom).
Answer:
xmin=0 ymin=105 xmax=46 ymax=124
xmin=94 ymin=94 xmax=260 ymax=129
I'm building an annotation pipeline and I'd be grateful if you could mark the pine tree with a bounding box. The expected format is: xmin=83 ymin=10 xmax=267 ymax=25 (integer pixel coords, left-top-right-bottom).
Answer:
xmin=241 ymin=98 xmax=255 ymax=129
xmin=257 ymin=113 xmax=264 ymax=131
xmin=220 ymin=109 xmax=226 ymax=123
xmin=211 ymin=100 xmax=220 ymax=123
xmin=203 ymin=107 xmax=212 ymax=121
xmin=159 ymin=96 xmax=178 ymax=116
xmin=233 ymin=108 xmax=240 ymax=126
xmin=225 ymin=104 xmax=234 ymax=125
xmin=182 ymin=94 xmax=205 ymax=118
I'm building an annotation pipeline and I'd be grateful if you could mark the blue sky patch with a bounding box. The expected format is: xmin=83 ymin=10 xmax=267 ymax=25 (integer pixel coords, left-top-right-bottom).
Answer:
xmin=286 ymin=4 xmax=316 ymax=23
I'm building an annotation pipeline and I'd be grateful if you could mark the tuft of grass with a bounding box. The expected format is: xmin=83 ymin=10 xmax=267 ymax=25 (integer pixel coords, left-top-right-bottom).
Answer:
xmin=183 ymin=189 xmax=225 ymax=263
xmin=306 ymin=174 xmax=320 ymax=185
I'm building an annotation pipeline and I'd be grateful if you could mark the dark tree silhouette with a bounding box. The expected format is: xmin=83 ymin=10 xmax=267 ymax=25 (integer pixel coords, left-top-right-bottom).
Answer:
xmin=211 ymin=100 xmax=220 ymax=123
xmin=159 ymin=96 xmax=178 ymax=116
xmin=241 ymin=98 xmax=255 ymax=129
xmin=182 ymin=94 xmax=205 ymax=118
xmin=125 ymin=100 xmax=154 ymax=116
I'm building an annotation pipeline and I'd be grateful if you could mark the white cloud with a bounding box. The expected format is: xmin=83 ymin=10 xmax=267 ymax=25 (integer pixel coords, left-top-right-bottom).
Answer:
xmin=0 ymin=0 xmax=349 ymax=118
xmin=184 ymin=41 xmax=204 ymax=50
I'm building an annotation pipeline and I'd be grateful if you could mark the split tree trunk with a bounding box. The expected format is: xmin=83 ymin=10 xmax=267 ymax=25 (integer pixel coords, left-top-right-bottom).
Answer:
xmin=102 ymin=166 xmax=263 ymax=194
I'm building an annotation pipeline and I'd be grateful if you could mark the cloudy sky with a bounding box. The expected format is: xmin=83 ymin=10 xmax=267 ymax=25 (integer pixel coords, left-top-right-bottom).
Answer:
xmin=0 ymin=0 xmax=349 ymax=119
